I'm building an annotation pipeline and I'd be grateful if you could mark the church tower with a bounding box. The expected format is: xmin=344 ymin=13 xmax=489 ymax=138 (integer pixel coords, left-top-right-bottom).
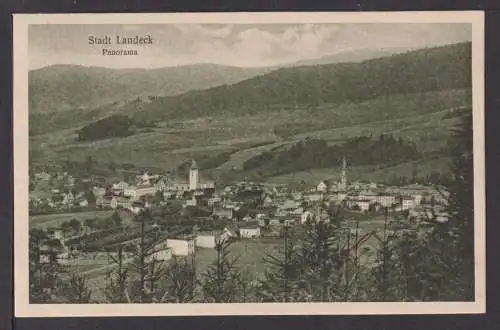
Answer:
xmin=189 ymin=159 xmax=199 ymax=191
xmin=339 ymin=156 xmax=347 ymax=191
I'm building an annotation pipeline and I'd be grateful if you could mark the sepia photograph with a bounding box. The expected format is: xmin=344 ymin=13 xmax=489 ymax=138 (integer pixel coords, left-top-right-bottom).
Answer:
xmin=13 ymin=12 xmax=485 ymax=316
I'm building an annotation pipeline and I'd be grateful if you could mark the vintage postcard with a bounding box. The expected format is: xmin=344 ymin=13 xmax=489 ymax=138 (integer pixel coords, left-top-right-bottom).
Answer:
xmin=13 ymin=12 xmax=485 ymax=317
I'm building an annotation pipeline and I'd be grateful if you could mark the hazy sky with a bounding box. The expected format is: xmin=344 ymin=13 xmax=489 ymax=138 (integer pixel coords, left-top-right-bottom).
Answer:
xmin=28 ymin=23 xmax=472 ymax=70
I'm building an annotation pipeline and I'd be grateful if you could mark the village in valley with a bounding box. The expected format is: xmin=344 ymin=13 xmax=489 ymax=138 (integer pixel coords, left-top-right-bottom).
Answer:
xmin=29 ymin=154 xmax=450 ymax=302
xmin=26 ymin=22 xmax=475 ymax=304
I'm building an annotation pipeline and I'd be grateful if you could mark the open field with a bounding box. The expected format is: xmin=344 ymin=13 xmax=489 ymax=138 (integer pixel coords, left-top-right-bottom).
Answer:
xmin=266 ymin=156 xmax=451 ymax=186
xmin=29 ymin=89 xmax=469 ymax=172
xmin=29 ymin=209 xmax=134 ymax=229
xmin=195 ymin=238 xmax=284 ymax=278
xmin=77 ymin=212 xmax=402 ymax=302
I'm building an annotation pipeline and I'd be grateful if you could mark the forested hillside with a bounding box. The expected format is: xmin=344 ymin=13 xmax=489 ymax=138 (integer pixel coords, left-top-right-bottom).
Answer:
xmin=29 ymin=64 xmax=269 ymax=114
xmin=242 ymin=135 xmax=421 ymax=177
xmin=77 ymin=115 xmax=137 ymax=141
xmin=132 ymin=42 xmax=471 ymax=122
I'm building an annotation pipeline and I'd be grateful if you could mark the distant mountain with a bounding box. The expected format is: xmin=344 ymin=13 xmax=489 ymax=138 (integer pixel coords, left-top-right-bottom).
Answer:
xmin=28 ymin=63 xmax=270 ymax=114
xmin=132 ymin=42 xmax=471 ymax=122
xmin=285 ymin=46 xmax=417 ymax=67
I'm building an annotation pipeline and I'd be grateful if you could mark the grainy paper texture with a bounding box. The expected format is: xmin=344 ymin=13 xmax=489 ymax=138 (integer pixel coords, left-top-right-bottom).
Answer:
xmin=14 ymin=11 xmax=485 ymax=317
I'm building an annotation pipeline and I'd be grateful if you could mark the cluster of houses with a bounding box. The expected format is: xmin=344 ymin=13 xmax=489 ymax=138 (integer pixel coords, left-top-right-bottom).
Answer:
xmin=93 ymin=163 xmax=451 ymax=231
xmin=93 ymin=160 xmax=215 ymax=214
xmin=145 ymin=225 xmax=262 ymax=263
xmin=33 ymin=159 xmax=452 ymax=267
xmin=29 ymin=171 xmax=90 ymax=210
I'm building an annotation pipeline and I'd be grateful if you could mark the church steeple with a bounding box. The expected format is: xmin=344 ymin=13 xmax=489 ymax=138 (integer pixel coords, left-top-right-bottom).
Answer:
xmin=339 ymin=156 xmax=347 ymax=191
xmin=189 ymin=159 xmax=199 ymax=191
xmin=190 ymin=159 xmax=198 ymax=170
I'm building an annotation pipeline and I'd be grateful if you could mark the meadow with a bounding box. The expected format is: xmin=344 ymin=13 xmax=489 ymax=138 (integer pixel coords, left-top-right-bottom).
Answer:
xmin=266 ymin=156 xmax=451 ymax=186
xmin=194 ymin=238 xmax=284 ymax=279
xmin=29 ymin=210 xmax=115 ymax=229
xmin=29 ymin=89 xmax=469 ymax=175
xmin=75 ymin=210 xmax=403 ymax=303
xmin=29 ymin=209 xmax=134 ymax=229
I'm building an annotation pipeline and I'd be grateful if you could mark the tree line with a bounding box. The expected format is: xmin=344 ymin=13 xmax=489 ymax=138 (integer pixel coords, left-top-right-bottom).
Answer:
xmin=243 ymin=134 xmax=421 ymax=177
xmin=77 ymin=115 xmax=136 ymax=142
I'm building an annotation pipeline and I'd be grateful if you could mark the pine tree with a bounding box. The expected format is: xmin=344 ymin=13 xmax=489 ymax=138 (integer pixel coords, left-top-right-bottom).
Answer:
xmin=258 ymin=224 xmax=300 ymax=302
xmin=302 ymin=221 xmax=343 ymax=301
xmin=444 ymin=112 xmax=474 ymax=299
xmin=127 ymin=209 xmax=166 ymax=302
xmin=378 ymin=112 xmax=475 ymax=301
xmin=61 ymin=272 xmax=92 ymax=303
xmin=199 ymin=237 xmax=241 ymax=303
xmin=154 ymin=190 xmax=164 ymax=205
xmin=369 ymin=207 xmax=402 ymax=301
xmin=409 ymin=112 xmax=474 ymax=301
xmin=104 ymin=245 xmax=129 ymax=303
xmin=161 ymin=257 xmax=197 ymax=303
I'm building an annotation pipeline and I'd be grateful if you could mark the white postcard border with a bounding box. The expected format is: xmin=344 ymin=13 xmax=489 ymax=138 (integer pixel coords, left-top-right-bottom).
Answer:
xmin=13 ymin=11 xmax=486 ymax=317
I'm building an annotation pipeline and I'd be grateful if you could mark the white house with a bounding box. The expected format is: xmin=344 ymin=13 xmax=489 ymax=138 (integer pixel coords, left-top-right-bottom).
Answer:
xmin=92 ymin=186 xmax=106 ymax=197
xmin=411 ymin=194 xmax=424 ymax=206
xmin=356 ymin=200 xmax=371 ymax=212
xmin=184 ymin=195 xmax=197 ymax=207
xmin=167 ymin=237 xmax=195 ymax=256
xmin=377 ymin=194 xmax=397 ymax=208
xmin=155 ymin=179 xmax=167 ymax=192
xmin=317 ymin=181 xmax=328 ymax=193
xmin=263 ymin=195 xmax=274 ymax=207
xmin=135 ymin=184 xmax=156 ymax=198
xmin=124 ymin=186 xmax=137 ymax=198
xmin=239 ymin=224 xmax=261 ymax=238
xmin=62 ymin=192 xmax=74 ymax=207
xmin=139 ymin=172 xmax=152 ymax=185
xmin=196 ymin=232 xmax=220 ymax=248
xmin=242 ymin=215 xmax=253 ymax=222
xmin=112 ymin=181 xmax=129 ymax=192
xmin=358 ymin=191 xmax=379 ymax=203
xmin=208 ymin=196 xmax=222 ymax=206
xmin=401 ymin=197 xmax=415 ymax=210
xmin=110 ymin=196 xmax=132 ymax=209
xmin=35 ymin=172 xmax=51 ymax=181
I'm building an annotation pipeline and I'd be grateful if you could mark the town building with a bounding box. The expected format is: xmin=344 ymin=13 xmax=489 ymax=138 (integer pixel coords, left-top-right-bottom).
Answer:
xmin=239 ymin=223 xmax=261 ymax=238
xmin=112 ymin=181 xmax=129 ymax=192
xmin=167 ymin=236 xmax=195 ymax=256
xmin=110 ymin=196 xmax=132 ymax=209
xmin=35 ymin=172 xmax=51 ymax=181
xmin=357 ymin=199 xmax=371 ymax=212
xmin=400 ymin=197 xmax=415 ymax=210
xmin=196 ymin=231 xmax=223 ymax=248
xmin=317 ymin=181 xmax=328 ymax=193
xmin=92 ymin=186 xmax=106 ymax=197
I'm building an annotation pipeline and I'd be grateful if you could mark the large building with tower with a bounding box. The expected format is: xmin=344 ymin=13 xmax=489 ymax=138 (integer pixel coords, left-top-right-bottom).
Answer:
xmin=316 ymin=156 xmax=348 ymax=193
xmin=156 ymin=159 xmax=215 ymax=193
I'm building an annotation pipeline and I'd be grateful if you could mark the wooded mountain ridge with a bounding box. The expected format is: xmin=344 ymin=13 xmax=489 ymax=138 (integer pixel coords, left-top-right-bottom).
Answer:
xmin=130 ymin=42 xmax=471 ymax=122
